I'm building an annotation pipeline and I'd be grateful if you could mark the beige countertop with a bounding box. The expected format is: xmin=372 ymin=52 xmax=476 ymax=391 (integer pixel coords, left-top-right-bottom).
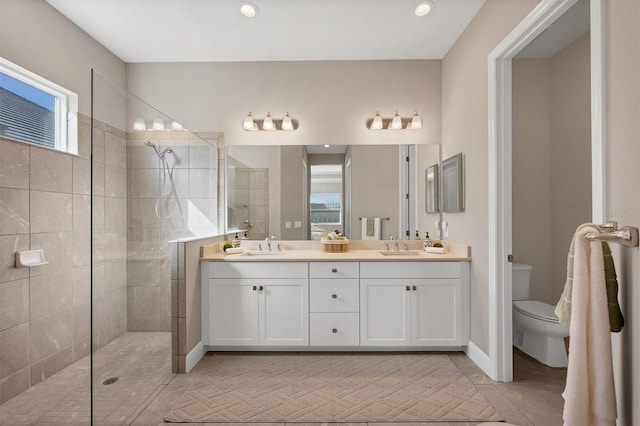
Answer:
xmin=200 ymin=240 xmax=471 ymax=262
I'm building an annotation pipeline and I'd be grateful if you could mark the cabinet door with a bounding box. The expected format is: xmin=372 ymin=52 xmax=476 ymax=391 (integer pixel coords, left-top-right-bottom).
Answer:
xmin=209 ymin=279 xmax=259 ymax=346
xmin=411 ymin=279 xmax=461 ymax=346
xmin=360 ymin=279 xmax=411 ymax=346
xmin=259 ymin=279 xmax=309 ymax=346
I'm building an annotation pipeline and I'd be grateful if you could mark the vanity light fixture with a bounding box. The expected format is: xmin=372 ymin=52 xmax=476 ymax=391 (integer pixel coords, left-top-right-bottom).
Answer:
xmin=414 ymin=1 xmax=435 ymax=17
xmin=240 ymin=2 xmax=258 ymax=18
xmin=133 ymin=117 xmax=146 ymax=131
xmin=171 ymin=121 xmax=184 ymax=131
xmin=152 ymin=117 xmax=166 ymax=131
xmin=262 ymin=112 xmax=275 ymax=131
xmin=132 ymin=117 xmax=187 ymax=132
xmin=367 ymin=111 xmax=423 ymax=130
xmin=281 ymin=112 xmax=294 ymax=131
xmin=370 ymin=111 xmax=384 ymax=130
xmin=242 ymin=112 xmax=299 ymax=131
xmin=243 ymin=112 xmax=255 ymax=130
xmin=389 ymin=111 xmax=403 ymax=130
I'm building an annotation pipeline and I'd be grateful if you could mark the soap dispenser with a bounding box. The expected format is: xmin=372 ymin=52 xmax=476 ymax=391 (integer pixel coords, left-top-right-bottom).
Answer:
xmin=241 ymin=231 xmax=249 ymax=240
xmin=414 ymin=230 xmax=421 ymax=240
xmin=232 ymin=232 xmax=241 ymax=248
xmin=423 ymin=232 xmax=433 ymax=250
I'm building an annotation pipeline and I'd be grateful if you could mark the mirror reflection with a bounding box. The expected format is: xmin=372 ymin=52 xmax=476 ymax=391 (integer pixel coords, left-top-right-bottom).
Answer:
xmin=425 ymin=163 xmax=439 ymax=213
xmin=227 ymin=144 xmax=440 ymax=240
xmin=442 ymin=152 xmax=464 ymax=213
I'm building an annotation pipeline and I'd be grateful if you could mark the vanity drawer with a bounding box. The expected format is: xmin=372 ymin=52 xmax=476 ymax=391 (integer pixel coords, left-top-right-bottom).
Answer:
xmin=310 ymin=313 xmax=359 ymax=346
xmin=310 ymin=279 xmax=359 ymax=313
xmin=309 ymin=262 xmax=359 ymax=279
xmin=208 ymin=262 xmax=307 ymax=279
xmin=360 ymin=261 xmax=461 ymax=279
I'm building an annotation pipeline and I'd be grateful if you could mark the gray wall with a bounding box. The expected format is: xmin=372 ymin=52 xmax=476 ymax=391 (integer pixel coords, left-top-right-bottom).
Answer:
xmin=0 ymin=0 xmax=126 ymax=403
xmin=126 ymin=60 xmax=442 ymax=150
xmin=440 ymin=0 xmax=541 ymax=353
xmin=512 ymin=32 xmax=592 ymax=305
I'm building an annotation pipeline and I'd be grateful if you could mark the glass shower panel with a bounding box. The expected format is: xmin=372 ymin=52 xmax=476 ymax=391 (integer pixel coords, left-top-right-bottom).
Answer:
xmin=91 ymin=70 xmax=220 ymax=423
xmin=227 ymin=153 xmax=269 ymax=240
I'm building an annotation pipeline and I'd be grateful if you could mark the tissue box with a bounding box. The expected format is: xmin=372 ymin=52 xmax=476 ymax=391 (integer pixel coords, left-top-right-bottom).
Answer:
xmin=321 ymin=239 xmax=349 ymax=252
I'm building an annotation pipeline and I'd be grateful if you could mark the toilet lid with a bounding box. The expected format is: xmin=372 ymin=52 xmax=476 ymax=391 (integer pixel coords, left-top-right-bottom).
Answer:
xmin=513 ymin=300 xmax=560 ymax=323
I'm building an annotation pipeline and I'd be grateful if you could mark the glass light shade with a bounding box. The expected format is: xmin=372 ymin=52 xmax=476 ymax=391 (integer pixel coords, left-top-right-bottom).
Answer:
xmin=370 ymin=111 xmax=383 ymax=130
xmin=171 ymin=121 xmax=184 ymax=131
xmin=282 ymin=112 xmax=294 ymax=131
xmin=410 ymin=111 xmax=422 ymax=129
xmin=133 ymin=117 xmax=146 ymax=131
xmin=390 ymin=111 xmax=403 ymax=130
xmin=152 ymin=117 xmax=165 ymax=131
xmin=262 ymin=113 xmax=275 ymax=131
xmin=243 ymin=113 xmax=255 ymax=130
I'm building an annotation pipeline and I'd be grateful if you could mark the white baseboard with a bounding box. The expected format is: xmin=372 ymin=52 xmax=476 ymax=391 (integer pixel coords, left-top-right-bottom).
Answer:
xmin=465 ymin=340 xmax=492 ymax=377
xmin=185 ymin=341 xmax=206 ymax=373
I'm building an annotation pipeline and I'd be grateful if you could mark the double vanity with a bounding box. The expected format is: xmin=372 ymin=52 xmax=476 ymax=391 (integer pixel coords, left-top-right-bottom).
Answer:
xmin=200 ymin=241 xmax=471 ymax=351
xmin=201 ymin=242 xmax=471 ymax=351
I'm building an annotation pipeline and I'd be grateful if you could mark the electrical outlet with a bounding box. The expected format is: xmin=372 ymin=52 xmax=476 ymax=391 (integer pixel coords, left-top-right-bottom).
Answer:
xmin=285 ymin=221 xmax=292 ymax=228
xmin=294 ymin=221 xmax=302 ymax=228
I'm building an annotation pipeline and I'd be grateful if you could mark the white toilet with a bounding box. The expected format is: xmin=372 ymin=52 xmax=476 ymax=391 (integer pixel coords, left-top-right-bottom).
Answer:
xmin=512 ymin=263 xmax=569 ymax=368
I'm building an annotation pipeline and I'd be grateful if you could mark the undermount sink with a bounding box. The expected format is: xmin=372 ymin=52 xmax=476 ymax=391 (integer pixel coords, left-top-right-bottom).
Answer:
xmin=247 ymin=250 xmax=286 ymax=256
xmin=379 ymin=250 xmax=421 ymax=256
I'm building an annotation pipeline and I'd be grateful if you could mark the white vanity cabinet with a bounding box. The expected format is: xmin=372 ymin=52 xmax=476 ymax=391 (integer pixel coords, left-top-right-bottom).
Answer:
xmin=202 ymin=258 xmax=469 ymax=350
xmin=309 ymin=262 xmax=360 ymax=346
xmin=360 ymin=262 xmax=468 ymax=347
xmin=203 ymin=262 xmax=309 ymax=347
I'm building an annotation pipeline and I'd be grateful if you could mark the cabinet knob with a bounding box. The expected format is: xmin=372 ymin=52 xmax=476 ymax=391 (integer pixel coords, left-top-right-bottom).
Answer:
xmin=252 ymin=285 xmax=257 ymax=291
xmin=412 ymin=285 xmax=417 ymax=291
xmin=331 ymin=294 xmax=338 ymax=299
xmin=406 ymin=285 xmax=410 ymax=291
xmin=259 ymin=285 xmax=264 ymax=291
xmin=332 ymin=328 xmax=338 ymax=333
xmin=331 ymin=268 xmax=338 ymax=273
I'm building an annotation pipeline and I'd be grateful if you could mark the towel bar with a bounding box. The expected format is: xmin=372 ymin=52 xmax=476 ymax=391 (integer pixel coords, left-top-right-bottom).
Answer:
xmin=358 ymin=217 xmax=390 ymax=221
xmin=584 ymin=225 xmax=639 ymax=248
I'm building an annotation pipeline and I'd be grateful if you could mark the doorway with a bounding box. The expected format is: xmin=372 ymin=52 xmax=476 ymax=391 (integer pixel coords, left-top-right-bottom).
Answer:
xmin=488 ymin=0 xmax=605 ymax=382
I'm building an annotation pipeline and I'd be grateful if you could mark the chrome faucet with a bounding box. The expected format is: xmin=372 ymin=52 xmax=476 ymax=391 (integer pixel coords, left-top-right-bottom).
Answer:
xmin=265 ymin=237 xmax=272 ymax=251
xmin=394 ymin=236 xmax=400 ymax=251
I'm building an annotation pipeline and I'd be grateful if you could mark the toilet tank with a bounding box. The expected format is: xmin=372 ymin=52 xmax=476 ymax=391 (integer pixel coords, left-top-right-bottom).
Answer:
xmin=512 ymin=263 xmax=532 ymax=300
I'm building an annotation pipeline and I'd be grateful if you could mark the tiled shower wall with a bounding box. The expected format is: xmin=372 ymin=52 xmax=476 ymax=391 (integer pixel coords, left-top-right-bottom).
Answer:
xmin=0 ymin=114 xmax=128 ymax=404
xmin=127 ymin=132 xmax=221 ymax=332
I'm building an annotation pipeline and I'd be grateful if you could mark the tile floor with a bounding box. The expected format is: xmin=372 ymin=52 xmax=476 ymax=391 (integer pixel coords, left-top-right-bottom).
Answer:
xmin=0 ymin=332 xmax=566 ymax=425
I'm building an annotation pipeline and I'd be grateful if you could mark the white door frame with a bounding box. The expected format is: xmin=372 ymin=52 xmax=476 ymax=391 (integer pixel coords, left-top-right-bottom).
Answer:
xmin=487 ymin=0 xmax=605 ymax=381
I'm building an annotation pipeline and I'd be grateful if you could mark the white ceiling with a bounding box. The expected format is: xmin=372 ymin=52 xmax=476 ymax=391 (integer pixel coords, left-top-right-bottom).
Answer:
xmin=45 ymin=0 xmax=486 ymax=63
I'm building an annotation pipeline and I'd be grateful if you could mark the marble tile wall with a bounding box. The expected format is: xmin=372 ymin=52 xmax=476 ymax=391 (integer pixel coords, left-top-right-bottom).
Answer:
xmin=0 ymin=114 xmax=128 ymax=404
xmin=127 ymin=133 xmax=221 ymax=333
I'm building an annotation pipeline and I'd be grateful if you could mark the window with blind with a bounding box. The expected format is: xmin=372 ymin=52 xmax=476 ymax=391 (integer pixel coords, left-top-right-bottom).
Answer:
xmin=0 ymin=57 xmax=78 ymax=154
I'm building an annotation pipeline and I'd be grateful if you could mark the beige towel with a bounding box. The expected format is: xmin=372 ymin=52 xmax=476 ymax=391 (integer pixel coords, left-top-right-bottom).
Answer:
xmin=556 ymin=224 xmax=625 ymax=332
xmin=562 ymin=224 xmax=617 ymax=426
xmin=361 ymin=217 xmax=381 ymax=240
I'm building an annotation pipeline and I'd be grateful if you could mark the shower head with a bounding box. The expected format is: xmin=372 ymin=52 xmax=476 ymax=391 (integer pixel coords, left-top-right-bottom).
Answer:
xmin=144 ymin=140 xmax=173 ymax=159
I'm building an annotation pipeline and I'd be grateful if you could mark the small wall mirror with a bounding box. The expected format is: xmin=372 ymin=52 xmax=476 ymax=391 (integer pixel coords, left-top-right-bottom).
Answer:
xmin=442 ymin=152 xmax=464 ymax=212
xmin=425 ymin=163 xmax=439 ymax=213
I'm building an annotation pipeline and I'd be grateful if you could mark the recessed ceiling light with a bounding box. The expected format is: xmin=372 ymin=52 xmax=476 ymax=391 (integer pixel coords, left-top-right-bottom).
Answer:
xmin=414 ymin=1 xmax=434 ymax=17
xmin=240 ymin=2 xmax=258 ymax=18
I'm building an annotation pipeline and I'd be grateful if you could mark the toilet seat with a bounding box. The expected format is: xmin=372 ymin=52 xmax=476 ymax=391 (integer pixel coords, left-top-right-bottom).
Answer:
xmin=513 ymin=300 xmax=560 ymax=323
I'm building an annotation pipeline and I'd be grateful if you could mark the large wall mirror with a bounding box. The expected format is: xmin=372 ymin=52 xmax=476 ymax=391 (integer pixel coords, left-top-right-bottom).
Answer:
xmin=227 ymin=144 xmax=440 ymax=240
